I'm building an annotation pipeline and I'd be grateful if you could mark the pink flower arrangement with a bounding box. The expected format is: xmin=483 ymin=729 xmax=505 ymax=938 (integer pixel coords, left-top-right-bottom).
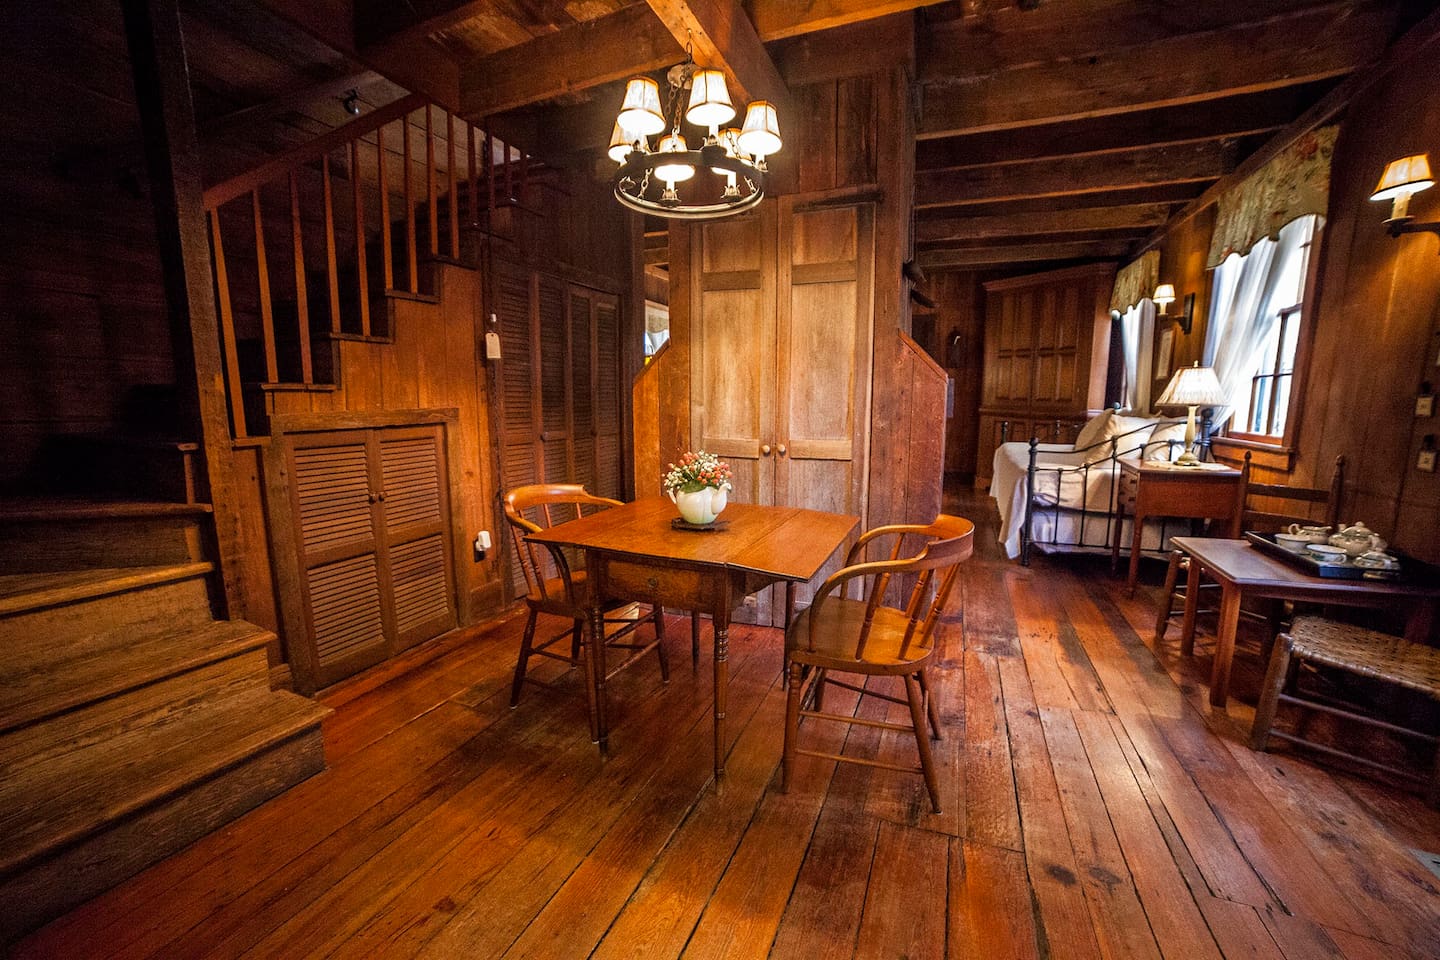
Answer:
xmin=663 ymin=450 xmax=733 ymax=494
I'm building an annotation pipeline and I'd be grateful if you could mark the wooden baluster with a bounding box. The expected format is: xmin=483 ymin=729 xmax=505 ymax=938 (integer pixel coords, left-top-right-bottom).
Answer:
xmin=485 ymin=126 xmax=495 ymax=216
xmin=351 ymin=138 xmax=370 ymax=337
xmin=288 ymin=171 xmax=312 ymax=385
xmin=208 ymin=209 xmax=248 ymax=438
xmin=322 ymin=153 xmax=341 ymax=334
xmin=504 ymin=142 xmax=514 ymax=201
xmin=376 ymin=122 xmax=393 ymax=294
xmin=251 ymin=189 xmax=278 ymax=384
xmin=518 ymin=149 xmax=528 ymax=204
xmin=468 ymin=122 xmax=478 ymax=228
xmin=447 ymin=111 xmax=459 ymax=259
xmin=403 ymin=110 xmax=417 ymax=293
xmin=426 ymin=105 xmax=438 ymax=257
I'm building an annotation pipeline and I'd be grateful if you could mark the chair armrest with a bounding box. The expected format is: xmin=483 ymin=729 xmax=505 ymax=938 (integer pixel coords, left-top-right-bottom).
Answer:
xmin=805 ymin=556 xmax=918 ymax=652
xmin=845 ymin=523 xmax=934 ymax=566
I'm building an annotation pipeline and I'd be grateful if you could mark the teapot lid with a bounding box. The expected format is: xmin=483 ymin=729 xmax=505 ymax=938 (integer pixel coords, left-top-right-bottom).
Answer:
xmin=1340 ymin=521 xmax=1373 ymax=534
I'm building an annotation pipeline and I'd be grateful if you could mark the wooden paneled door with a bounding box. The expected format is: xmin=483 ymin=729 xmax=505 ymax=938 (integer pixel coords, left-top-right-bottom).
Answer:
xmin=284 ymin=424 xmax=457 ymax=689
xmin=494 ymin=261 xmax=625 ymax=597
xmin=690 ymin=200 xmax=875 ymax=624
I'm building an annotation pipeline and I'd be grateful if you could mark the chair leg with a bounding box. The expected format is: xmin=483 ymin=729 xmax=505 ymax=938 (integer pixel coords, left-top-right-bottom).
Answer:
xmin=1250 ymin=632 xmax=1295 ymax=751
xmin=570 ymin=620 xmax=583 ymax=664
xmin=690 ymin=610 xmax=701 ymax=669
xmin=812 ymin=669 xmax=827 ymax=712
xmin=1155 ymin=551 xmax=1184 ymax=641
xmin=510 ymin=609 xmax=539 ymax=708
xmin=782 ymin=659 xmax=803 ymax=794
xmin=905 ymin=673 xmax=942 ymax=814
xmin=918 ymin=668 xmax=942 ymax=740
xmin=654 ymin=606 xmax=670 ymax=683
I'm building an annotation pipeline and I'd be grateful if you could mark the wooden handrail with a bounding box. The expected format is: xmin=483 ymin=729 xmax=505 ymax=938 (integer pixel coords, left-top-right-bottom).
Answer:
xmin=202 ymin=92 xmax=428 ymax=210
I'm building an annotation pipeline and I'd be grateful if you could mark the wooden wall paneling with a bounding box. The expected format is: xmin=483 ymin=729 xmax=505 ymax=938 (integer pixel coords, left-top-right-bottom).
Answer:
xmin=594 ymin=293 xmax=623 ymax=500
xmin=568 ymin=287 xmax=598 ymax=494
xmin=632 ymin=342 xmax=667 ymax=499
xmin=658 ymin=221 xmax=694 ymax=465
xmin=930 ymin=271 xmax=986 ymax=480
xmin=229 ymin=441 xmax=280 ymax=638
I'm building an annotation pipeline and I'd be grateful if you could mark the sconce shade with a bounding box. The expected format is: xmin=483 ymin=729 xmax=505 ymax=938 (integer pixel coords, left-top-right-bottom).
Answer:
xmin=1156 ymin=363 xmax=1227 ymax=408
xmin=619 ymin=77 xmax=666 ymax=136
xmin=737 ymin=101 xmax=782 ymax=159
xmin=654 ymin=133 xmax=695 ymax=184
xmin=607 ymin=120 xmax=645 ymax=163
xmin=712 ymin=127 xmax=742 ymax=176
xmin=1152 ymin=283 xmax=1176 ymax=309
xmin=685 ymin=69 xmax=734 ymax=129
xmin=1370 ymin=153 xmax=1433 ymax=202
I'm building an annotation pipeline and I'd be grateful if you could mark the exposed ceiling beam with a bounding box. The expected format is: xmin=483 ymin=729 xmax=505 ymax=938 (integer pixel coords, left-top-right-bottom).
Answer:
xmin=459 ymin=6 xmax=684 ymax=120
xmin=914 ymin=84 xmax=1328 ymax=171
xmin=917 ymin=3 xmax=1393 ymax=139
xmin=917 ymin=241 xmax=1132 ymax=269
xmin=919 ymin=0 xmax=1368 ymax=82
xmin=253 ymin=0 xmax=459 ymax=111
xmin=772 ymin=12 xmax=914 ymax=86
xmin=915 ymin=140 xmax=1236 ymax=209
xmin=198 ymin=70 xmax=380 ymax=139
xmin=914 ymin=204 xmax=1172 ymax=243
xmin=1140 ymin=2 xmax=1440 ymax=252
xmin=916 ymin=183 xmax=1206 ymax=220
xmin=353 ymin=0 xmax=488 ymax=49
xmin=747 ymin=0 xmax=944 ymax=42
xmin=643 ymin=0 xmax=789 ymax=108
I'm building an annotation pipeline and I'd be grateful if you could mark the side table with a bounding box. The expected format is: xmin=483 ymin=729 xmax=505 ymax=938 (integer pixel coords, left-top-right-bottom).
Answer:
xmin=1112 ymin=459 xmax=1245 ymax=591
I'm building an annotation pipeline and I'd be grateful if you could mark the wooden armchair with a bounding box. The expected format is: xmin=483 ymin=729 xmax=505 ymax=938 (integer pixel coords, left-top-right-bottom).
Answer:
xmin=782 ymin=515 xmax=974 ymax=813
xmin=1155 ymin=453 xmax=1344 ymax=649
xmin=502 ymin=484 xmax=668 ymax=742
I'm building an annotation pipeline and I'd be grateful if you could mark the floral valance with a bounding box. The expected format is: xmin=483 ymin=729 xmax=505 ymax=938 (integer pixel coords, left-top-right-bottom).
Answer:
xmin=1109 ymin=250 xmax=1160 ymax=313
xmin=1207 ymin=125 xmax=1338 ymax=268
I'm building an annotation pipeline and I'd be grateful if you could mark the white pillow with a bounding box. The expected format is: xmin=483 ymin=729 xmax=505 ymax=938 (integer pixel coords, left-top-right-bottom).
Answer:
xmin=1109 ymin=415 xmax=1155 ymax=458
xmin=1072 ymin=411 xmax=1112 ymax=452
xmin=1144 ymin=422 xmax=1187 ymax=461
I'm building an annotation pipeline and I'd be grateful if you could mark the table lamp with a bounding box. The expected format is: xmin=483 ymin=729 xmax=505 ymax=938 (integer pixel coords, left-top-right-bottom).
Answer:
xmin=1155 ymin=363 xmax=1227 ymax=466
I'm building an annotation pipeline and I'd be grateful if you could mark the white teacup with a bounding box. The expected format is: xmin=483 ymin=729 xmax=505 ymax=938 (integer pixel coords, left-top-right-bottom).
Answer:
xmin=1304 ymin=543 xmax=1347 ymax=563
xmin=1287 ymin=523 xmax=1332 ymax=544
xmin=1274 ymin=532 xmax=1310 ymax=553
xmin=1354 ymin=550 xmax=1399 ymax=570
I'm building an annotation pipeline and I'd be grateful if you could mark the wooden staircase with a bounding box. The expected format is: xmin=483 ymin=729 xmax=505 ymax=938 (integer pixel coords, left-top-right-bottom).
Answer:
xmin=0 ymin=520 xmax=330 ymax=942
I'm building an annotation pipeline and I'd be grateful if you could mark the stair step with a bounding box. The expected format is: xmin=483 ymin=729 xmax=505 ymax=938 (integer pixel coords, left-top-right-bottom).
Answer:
xmin=0 ymin=499 xmax=211 ymax=523
xmin=0 ymin=503 xmax=212 ymax=573
xmin=256 ymin=381 xmax=340 ymax=393
xmin=385 ymin=287 xmax=441 ymax=304
xmin=0 ymin=563 xmax=215 ymax=648
xmin=314 ymin=330 xmax=395 ymax=344
xmin=0 ymin=618 xmax=274 ymax=735
xmin=0 ymin=684 xmax=329 ymax=938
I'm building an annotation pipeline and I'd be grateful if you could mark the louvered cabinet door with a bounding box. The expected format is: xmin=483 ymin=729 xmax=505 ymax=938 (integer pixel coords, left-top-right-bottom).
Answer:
xmin=377 ymin=426 xmax=457 ymax=650
xmin=287 ymin=432 xmax=389 ymax=687
xmin=593 ymin=292 xmax=622 ymax=500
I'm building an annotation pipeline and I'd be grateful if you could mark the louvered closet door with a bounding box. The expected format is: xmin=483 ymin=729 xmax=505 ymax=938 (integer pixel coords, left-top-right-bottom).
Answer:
xmin=288 ymin=432 xmax=389 ymax=686
xmin=496 ymin=264 xmax=539 ymax=597
xmin=377 ymin=426 xmax=457 ymax=650
xmin=593 ymin=291 xmax=623 ymax=500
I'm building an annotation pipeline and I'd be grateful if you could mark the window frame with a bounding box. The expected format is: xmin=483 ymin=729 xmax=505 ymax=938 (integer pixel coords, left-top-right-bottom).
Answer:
xmin=1211 ymin=220 xmax=1325 ymax=470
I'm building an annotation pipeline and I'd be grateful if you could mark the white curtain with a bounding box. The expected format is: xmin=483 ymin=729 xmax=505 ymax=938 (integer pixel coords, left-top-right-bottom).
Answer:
xmin=1204 ymin=216 xmax=1316 ymax=425
xmin=1118 ymin=301 xmax=1155 ymax=413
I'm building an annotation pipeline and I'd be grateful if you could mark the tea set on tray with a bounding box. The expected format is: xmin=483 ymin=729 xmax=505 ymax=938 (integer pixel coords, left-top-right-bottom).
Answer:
xmin=1273 ymin=521 xmax=1398 ymax=570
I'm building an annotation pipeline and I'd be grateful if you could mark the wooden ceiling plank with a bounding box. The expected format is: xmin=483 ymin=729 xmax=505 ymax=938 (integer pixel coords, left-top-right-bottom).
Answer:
xmin=917 ymin=240 xmax=1133 ymax=269
xmin=354 ymin=0 xmax=491 ymax=49
xmin=914 ymin=83 xmax=1329 ymax=171
xmin=459 ymin=6 xmax=683 ymax=119
xmin=914 ymin=204 xmax=1172 ymax=243
xmin=642 ymin=0 xmax=789 ymax=108
xmin=917 ymin=3 xmax=1394 ymax=139
xmin=915 ymin=140 xmax=1236 ymax=209
xmin=747 ymin=0 xmax=944 ymax=41
xmin=773 ymin=11 xmax=914 ymax=85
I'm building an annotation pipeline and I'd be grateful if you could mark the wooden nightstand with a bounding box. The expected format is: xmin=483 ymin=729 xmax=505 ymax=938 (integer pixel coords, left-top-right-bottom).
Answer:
xmin=1112 ymin=459 xmax=1245 ymax=591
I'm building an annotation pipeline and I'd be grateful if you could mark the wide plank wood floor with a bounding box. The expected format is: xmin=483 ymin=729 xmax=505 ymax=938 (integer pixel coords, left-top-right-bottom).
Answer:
xmin=13 ymin=488 xmax=1440 ymax=959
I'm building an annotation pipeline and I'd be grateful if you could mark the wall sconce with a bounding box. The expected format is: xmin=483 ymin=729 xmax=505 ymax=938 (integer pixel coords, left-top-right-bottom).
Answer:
xmin=1152 ymin=284 xmax=1195 ymax=335
xmin=1370 ymin=153 xmax=1439 ymax=241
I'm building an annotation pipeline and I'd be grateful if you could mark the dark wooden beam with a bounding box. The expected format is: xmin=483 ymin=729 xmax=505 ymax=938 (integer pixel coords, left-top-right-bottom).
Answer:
xmin=120 ymin=0 xmax=244 ymax=615
xmin=459 ymin=7 xmax=684 ymax=120
xmin=918 ymin=3 xmax=1393 ymax=138
xmin=919 ymin=0 xmax=1370 ymax=82
xmin=917 ymin=241 xmax=1132 ymax=269
xmin=915 ymin=83 xmax=1330 ymax=171
xmin=916 ymin=183 xmax=1205 ymax=220
xmin=643 ymin=0 xmax=789 ymax=108
xmin=915 ymin=140 xmax=1237 ymax=209
xmin=773 ymin=12 xmax=914 ymax=86
xmin=254 ymin=0 xmax=460 ymax=111
xmin=1140 ymin=3 xmax=1440 ymax=252
xmin=353 ymin=0 xmax=490 ymax=48
xmin=749 ymin=0 xmax=940 ymax=42
xmin=914 ymin=204 xmax=1172 ymax=243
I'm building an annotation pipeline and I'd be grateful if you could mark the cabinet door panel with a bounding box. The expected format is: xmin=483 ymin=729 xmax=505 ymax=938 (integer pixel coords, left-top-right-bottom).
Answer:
xmin=378 ymin=427 xmax=455 ymax=650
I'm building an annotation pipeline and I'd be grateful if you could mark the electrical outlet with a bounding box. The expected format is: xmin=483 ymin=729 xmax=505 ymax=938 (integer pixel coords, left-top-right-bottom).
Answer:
xmin=1418 ymin=395 xmax=1436 ymax=417
xmin=1419 ymin=450 xmax=1436 ymax=473
xmin=742 ymin=595 xmax=758 ymax=608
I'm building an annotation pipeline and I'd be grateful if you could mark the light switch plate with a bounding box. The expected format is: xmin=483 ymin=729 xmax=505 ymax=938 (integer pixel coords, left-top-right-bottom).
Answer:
xmin=1417 ymin=395 xmax=1435 ymax=417
xmin=1419 ymin=450 xmax=1437 ymax=473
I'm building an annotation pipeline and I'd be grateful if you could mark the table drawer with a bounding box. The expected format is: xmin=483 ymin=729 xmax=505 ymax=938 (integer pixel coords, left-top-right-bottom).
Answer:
xmin=602 ymin=559 xmax=721 ymax=609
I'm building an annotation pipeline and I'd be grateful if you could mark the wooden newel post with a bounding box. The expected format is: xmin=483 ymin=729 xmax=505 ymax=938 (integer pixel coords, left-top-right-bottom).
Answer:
xmin=121 ymin=0 xmax=244 ymax=617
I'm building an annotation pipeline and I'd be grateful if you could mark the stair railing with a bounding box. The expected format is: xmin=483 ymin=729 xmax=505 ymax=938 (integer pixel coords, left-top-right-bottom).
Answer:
xmin=201 ymin=93 xmax=529 ymax=438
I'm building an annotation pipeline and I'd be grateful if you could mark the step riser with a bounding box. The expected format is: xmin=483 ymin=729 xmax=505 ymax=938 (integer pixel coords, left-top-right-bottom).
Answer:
xmin=0 ymin=575 xmax=214 ymax=651
xmin=0 ymin=647 xmax=271 ymax=769
xmin=0 ymin=515 xmax=206 ymax=574
xmin=0 ymin=724 xmax=326 ymax=943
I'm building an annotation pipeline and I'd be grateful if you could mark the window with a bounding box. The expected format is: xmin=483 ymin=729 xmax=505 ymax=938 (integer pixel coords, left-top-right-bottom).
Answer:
xmin=1116 ymin=300 xmax=1155 ymax=412
xmin=1205 ymin=214 xmax=1319 ymax=444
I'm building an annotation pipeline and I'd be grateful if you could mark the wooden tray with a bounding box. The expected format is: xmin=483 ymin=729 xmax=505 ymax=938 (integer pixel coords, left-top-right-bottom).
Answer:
xmin=671 ymin=517 xmax=730 ymax=533
xmin=1245 ymin=531 xmax=1401 ymax=581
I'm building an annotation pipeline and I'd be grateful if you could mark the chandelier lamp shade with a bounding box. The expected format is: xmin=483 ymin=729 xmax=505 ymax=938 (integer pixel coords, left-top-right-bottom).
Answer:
xmin=610 ymin=54 xmax=781 ymax=220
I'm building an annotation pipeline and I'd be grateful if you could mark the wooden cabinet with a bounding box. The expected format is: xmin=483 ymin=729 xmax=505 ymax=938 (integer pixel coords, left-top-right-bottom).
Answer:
xmin=976 ymin=263 xmax=1115 ymax=483
xmin=688 ymin=200 xmax=875 ymax=622
xmin=281 ymin=423 xmax=457 ymax=690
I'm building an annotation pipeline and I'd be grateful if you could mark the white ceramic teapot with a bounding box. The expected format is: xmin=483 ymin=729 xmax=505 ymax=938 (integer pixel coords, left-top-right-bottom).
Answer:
xmin=1328 ymin=522 xmax=1387 ymax=558
xmin=670 ymin=485 xmax=729 ymax=525
xmin=1285 ymin=523 xmax=1332 ymax=544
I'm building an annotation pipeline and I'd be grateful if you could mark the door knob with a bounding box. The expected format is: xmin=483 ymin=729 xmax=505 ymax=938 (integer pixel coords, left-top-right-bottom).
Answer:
xmin=761 ymin=444 xmax=772 ymax=456
xmin=777 ymin=444 xmax=787 ymax=456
